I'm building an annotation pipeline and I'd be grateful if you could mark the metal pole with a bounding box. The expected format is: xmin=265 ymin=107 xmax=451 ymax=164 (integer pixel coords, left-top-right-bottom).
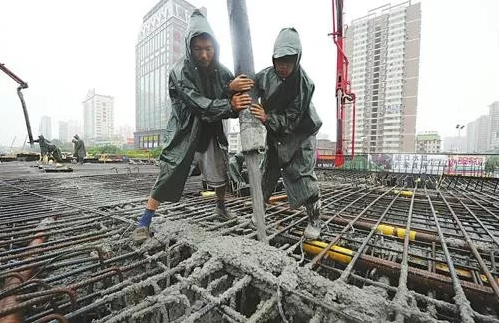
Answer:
xmin=0 ymin=63 xmax=34 ymax=147
xmin=226 ymin=0 xmax=267 ymax=243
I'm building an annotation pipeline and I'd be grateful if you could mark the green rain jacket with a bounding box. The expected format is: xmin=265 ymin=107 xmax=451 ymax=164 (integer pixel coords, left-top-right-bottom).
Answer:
xmin=151 ymin=9 xmax=237 ymax=203
xmin=34 ymin=135 xmax=50 ymax=156
xmin=256 ymin=27 xmax=322 ymax=208
xmin=73 ymin=135 xmax=86 ymax=160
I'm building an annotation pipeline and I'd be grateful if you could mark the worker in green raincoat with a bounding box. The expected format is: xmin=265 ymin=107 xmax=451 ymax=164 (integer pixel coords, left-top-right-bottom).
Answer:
xmin=228 ymin=152 xmax=246 ymax=191
xmin=250 ymin=27 xmax=323 ymax=240
xmin=34 ymin=135 xmax=63 ymax=163
xmin=133 ymin=9 xmax=254 ymax=243
xmin=72 ymin=134 xmax=86 ymax=165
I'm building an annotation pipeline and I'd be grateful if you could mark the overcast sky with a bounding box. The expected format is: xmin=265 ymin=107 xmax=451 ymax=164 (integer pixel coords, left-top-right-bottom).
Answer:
xmin=0 ymin=0 xmax=498 ymax=147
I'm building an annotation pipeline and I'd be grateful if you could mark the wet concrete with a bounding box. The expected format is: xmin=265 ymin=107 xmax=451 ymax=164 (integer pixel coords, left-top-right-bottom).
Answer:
xmin=149 ymin=217 xmax=443 ymax=322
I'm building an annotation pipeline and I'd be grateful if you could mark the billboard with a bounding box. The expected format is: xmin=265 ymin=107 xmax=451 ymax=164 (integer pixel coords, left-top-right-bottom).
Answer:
xmin=317 ymin=153 xmax=492 ymax=177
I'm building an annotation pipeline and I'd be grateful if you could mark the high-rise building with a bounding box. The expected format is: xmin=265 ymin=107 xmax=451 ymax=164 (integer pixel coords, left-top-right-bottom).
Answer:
xmin=83 ymin=89 xmax=114 ymax=142
xmin=466 ymin=121 xmax=477 ymax=153
xmin=467 ymin=113 xmax=492 ymax=153
xmin=134 ymin=0 xmax=197 ymax=149
xmin=118 ymin=125 xmax=134 ymax=140
xmin=415 ymin=132 xmax=441 ymax=154
xmin=227 ymin=132 xmax=240 ymax=154
xmin=59 ymin=120 xmax=82 ymax=142
xmin=442 ymin=136 xmax=467 ymax=153
xmin=344 ymin=1 xmax=421 ymax=154
xmin=58 ymin=121 xmax=68 ymax=143
xmin=67 ymin=119 xmax=82 ymax=140
xmin=476 ymin=115 xmax=490 ymax=153
xmin=317 ymin=139 xmax=336 ymax=155
xmin=488 ymin=101 xmax=499 ymax=151
xmin=39 ymin=116 xmax=52 ymax=139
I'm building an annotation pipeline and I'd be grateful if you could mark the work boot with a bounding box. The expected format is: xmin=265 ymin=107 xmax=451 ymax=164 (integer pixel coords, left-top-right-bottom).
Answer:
xmin=132 ymin=226 xmax=150 ymax=244
xmin=304 ymin=199 xmax=322 ymax=240
xmin=214 ymin=203 xmax=235 ymax=221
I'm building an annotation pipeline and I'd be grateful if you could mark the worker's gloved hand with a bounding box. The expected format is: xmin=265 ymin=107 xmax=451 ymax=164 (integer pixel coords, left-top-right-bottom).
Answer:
xmin=231 ymin=93 xmax=252 ymax=112
xmin=229 ymin=74 xmax=254 ymax=92
xmin=250 ymin=103 xmax=268 ymax=123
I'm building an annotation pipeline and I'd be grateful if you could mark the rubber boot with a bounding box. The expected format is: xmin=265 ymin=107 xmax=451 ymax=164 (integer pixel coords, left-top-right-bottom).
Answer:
xmin=304 ymin=199 xmax=321 ymax=240
xmin=214 ymin=203 xmax=236 ymax=221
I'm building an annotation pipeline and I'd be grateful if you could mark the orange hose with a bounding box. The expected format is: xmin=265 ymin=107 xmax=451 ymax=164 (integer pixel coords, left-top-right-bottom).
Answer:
xmin=268 ymin=194 xmax=287 ymax=204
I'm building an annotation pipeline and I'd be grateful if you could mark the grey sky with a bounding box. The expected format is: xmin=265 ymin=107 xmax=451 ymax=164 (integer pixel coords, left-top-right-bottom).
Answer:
xmin=0 ymin=0 xmax=498 ymax=147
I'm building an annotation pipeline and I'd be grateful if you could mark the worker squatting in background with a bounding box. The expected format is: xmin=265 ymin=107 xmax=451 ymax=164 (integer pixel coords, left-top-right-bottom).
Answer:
xmin=250 ymin=27 xmax=323 ymax=239
xmin=33 ymin=135 xmax=63 ymax=163
xmin=132 ymin=10 xmax=253 ymax=243
xmin=72 ymin=134 xmax=86 ymax=165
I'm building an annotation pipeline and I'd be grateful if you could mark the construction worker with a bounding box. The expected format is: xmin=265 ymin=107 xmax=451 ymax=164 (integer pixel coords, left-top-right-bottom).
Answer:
xmin=33 ymin=135 xmax=63 ymax=163
xmin=250 ymin=27 xmax=323 ymax=240
xmin=132 ymin=9 xmax=253 ymax=243
xmin=228 ymin=152 xmax=247 ymax=192
xmin=72 ymin=134 xmax=86 ymax=165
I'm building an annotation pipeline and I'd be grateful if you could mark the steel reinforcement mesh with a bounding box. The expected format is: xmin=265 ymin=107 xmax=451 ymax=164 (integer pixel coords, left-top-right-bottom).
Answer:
xmin=0 ymin=163 xmax=498 ymax=322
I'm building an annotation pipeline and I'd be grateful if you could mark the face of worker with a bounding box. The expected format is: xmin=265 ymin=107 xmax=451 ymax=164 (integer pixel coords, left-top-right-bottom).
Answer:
xmin=191 ymin=36 xmax=215 ymax=69
xmin=274 ymin=55 xmax=296 ymax=79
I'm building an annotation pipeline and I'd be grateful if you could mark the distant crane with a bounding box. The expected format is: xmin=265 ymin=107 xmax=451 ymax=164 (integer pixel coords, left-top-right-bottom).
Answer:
xmin=330 ymin=0 xmax=356 ymax=167
xmin=9 ymin=136 xmax=16 ymax=149
xmin=0 ymin=63 xmax=34 ymax=147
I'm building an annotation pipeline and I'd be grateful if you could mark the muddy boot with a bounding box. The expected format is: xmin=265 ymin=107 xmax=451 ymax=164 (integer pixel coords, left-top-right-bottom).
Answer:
xmin=215 ymin=203 xmax=235 ymax=221
xmin=304 ymin=199 xmax=321 ymax=240
xmin=132 ymin=226 xmax=150 ymax=244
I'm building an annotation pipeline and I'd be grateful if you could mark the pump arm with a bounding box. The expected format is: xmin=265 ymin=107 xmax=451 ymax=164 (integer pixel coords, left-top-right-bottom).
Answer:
xmin=330 ymin=0 xmax=356 ymax=167
xmin=0 ymin=63 xmax=34 ymax=147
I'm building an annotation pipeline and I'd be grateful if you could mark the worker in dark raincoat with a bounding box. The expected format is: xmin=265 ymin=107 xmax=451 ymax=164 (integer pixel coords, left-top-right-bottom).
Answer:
xmin=229 ymin=152 xmax=246 ymax=191
xmin=250 ymin=28 xmax=323 ymax=240
xmin=133 ymin=9 xmax=253 ymax=243
xmin=34 ymin=135 xmax=63 ymax=163
xmin=72 ymin=134 xmax=86 ymax=165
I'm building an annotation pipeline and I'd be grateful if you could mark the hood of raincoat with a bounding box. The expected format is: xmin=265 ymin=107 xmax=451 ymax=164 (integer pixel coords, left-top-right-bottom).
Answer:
xmin=150 ymin=9 xmax=237 ymax=204
xmin=74 ymin=134 xmax=80 ymax=140
xmin=185 ymin=9 xmax=220 ymax=67
xmin=272 ymin=27 xmax=301 ymax=75
xmin=255 ymin=26 xmax=322 ymax=162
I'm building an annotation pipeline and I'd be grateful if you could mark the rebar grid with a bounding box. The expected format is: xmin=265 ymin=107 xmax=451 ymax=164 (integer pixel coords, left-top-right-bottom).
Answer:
xmin=0 ymin=163 xmax=498 ymax=322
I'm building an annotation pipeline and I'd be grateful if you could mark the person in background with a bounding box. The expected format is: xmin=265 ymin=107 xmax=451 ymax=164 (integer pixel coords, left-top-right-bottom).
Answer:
xmin=72 ymin=134 xmax=86 ymax=165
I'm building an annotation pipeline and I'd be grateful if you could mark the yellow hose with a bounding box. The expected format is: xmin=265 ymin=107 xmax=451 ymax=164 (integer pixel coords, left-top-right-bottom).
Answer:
xmin=377 ymin=224 xmax=416 ymax=240
xmin=200 ymin=191 xmax=216 ymax=197
xmin=392 ymin=190 xmax=413 ymax=197
xmin=302 ymin=240 xmax=353 ymax=264
xmin=303 ymin=241 xmax=494 ymax=284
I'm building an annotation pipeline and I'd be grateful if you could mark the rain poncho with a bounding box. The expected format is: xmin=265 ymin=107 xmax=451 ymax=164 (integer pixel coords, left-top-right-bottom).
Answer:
xmin=34 ymin=135 xmax=63 ymax=162
xmin=151 ymin=9 xmax=237 ymax=202
xmin=229 ymin=152 xmax=246 ymax=188
xmin=35 ymin=135 xmax=50 ymax=156
xmin=73 ymin=134 xmax=86 ymax=162
xmin=255 ymin=28 xmax=322 ymax=208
